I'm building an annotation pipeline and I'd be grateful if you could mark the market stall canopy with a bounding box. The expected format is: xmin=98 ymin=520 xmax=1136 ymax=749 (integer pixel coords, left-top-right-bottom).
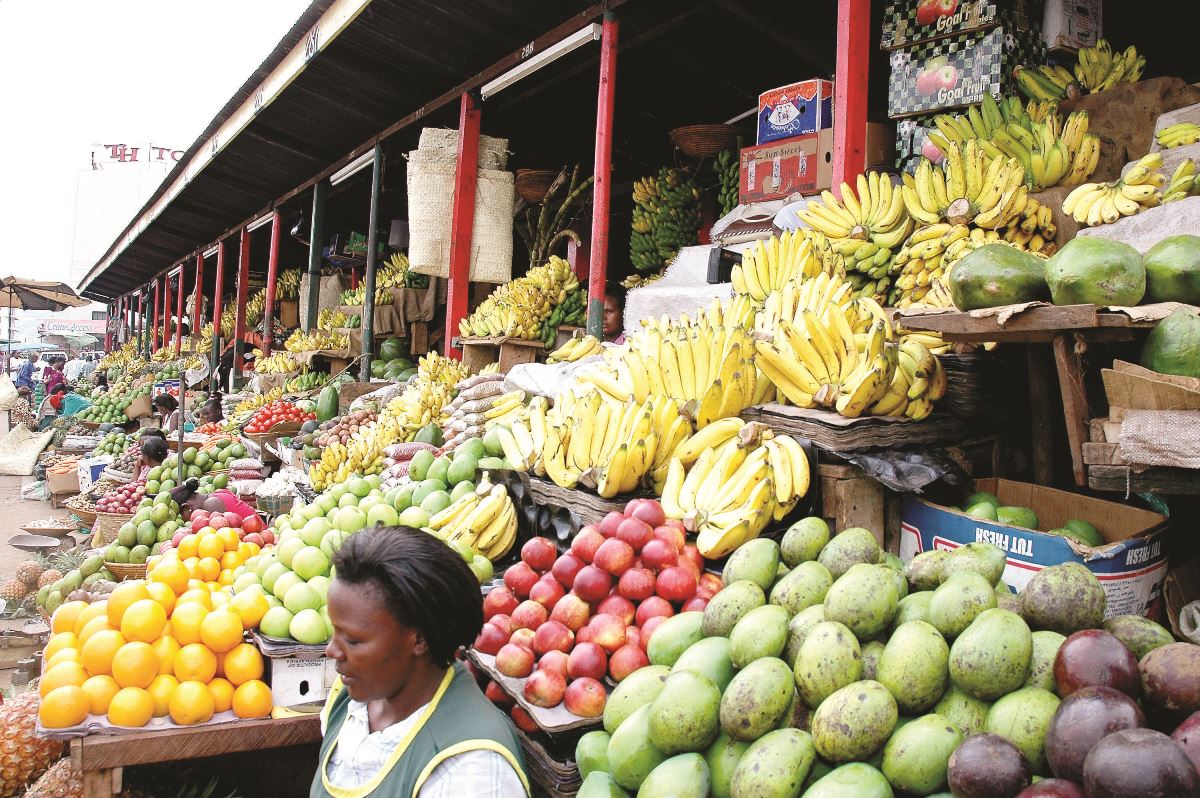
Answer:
xmin=40 ymin=333 xmax=100 ymax=351
xmin=6 ymin=342 xmax=57 ymax=352
xmin=0 ymin=277 xmax=89 ymax=312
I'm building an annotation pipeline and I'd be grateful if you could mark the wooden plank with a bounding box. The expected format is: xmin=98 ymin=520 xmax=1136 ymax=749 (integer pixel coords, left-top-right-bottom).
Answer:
xmin=1027 ymin=345 xmax=1056 ymax=487
xmin=1088 ymin=465 xmax=1200 ymax=495
xmin=1053 ymin=333 xmax=1092 ymax=487
xmin=81 ymin=768 xmax=119 ymax=798
xmin=498 ymin=340 xmax=544 ymax=373
xmin=409 ymin=321 xmax=429 ymax=355
xmin=70 ymin=715 xmax=321 ymax=771
xmin=895 ymin=304 xmax=1105 ymax=341
xmin=1082 ymin=442 xmax=1121 ymax=465
xmin=1089 ymin=417 xmax=1108 ymax=442
xmin=741 ymin=404 xmax=974 ymax=452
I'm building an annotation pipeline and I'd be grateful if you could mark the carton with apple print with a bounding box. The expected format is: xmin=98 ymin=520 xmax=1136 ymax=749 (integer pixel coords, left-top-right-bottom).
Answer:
xmin=881 ymin=0 xmax=1043 ymax=51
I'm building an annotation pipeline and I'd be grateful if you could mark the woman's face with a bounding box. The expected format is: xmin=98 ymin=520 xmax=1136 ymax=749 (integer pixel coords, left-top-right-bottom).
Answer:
xmin=326 ymin=579 xmax=423 ymax=702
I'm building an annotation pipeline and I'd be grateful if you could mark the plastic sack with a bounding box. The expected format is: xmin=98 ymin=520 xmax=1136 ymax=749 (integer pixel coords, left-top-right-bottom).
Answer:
xmin=0 ymin=374 xmax=17 ymax=410
xmin=841 ymin=447 xmax=972 ymax=494
xmin=21 ymin=480 xmax=48 ymax=501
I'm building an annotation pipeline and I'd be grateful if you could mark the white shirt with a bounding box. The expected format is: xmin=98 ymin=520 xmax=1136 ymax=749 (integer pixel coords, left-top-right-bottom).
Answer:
xmin=64 ymin=359 xmax=85 ymax=382
xmin=323 ymin=697 xmax=526 ymax=797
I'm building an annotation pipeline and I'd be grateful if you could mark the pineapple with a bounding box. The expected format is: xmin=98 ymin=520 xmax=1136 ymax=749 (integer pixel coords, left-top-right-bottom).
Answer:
xmin=23 ymin=757 xmax=79 ymax=798
xmin=0 ymin=581 xmax=25 ymax=605
xmin=0 ymin=693 xmax=63 ymax=797
xmin=15 ymin=562 xmax=41 ymax=590
xmin=34 ymin=572 xmax=61 ymax=591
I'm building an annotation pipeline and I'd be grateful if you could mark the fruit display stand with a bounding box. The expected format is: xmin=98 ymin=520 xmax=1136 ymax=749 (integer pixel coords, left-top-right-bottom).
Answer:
xmin=459 ymin=335 xmax=546 ymax=374
xmin=739 ymin=402 xmax=976 ymax=451
xmin=468 ymin=650 xmax=603 ymax=734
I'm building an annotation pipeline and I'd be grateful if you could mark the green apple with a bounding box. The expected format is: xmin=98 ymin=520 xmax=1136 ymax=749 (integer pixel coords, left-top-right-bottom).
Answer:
xmin=301 ymin=517 xmax=332 ymax=547
xmin=357 ymin=495 xmax=383 ymax=514
xmin=366 ymin=503 xmax=399 ymax=528
xmin=253 ymin=553 xmax=279 ymax=579
xmin=449 ymin=540 xmax=475 ymax=563
xmin=316 ymin=494 xmax=338 ymax=515
xmin=233 ymin=572 xmax=262 ymax=593
xmin=261 ymin=562 xmax=290 ymax=592
xmin=272 ymin=571 xmax=303 ymax=601
xmin=327 ymin=484 xmax=347 ymax=501
xmin=292 ymin=546 xmax=331 ymax=580
xmin=470 ymin=554 xmax=494 ymax=584
xmin=307 ymin=575 xmax=330 ymax=603
xmin=364 ymin=474 xmax=382 ymax=491
xmin=265 ymin=595 xmax=282 ymax=609
xmin=283 ymin=582 xmax=323 ymax=614
xmin=397 ymin=506 xmax=430 ymax=529
xmin=259 ymin=606 xmax=294 ymax=638
xmin=338 ymin=492 xmax=359 ymax=509
xmin=347 ymin=476 xmax=371 ymax=498
xmin=290 ymin=609 xmax=330 ymax=645
xmin=320 ymin=530 xmax=348 ymax=560
xmin=333 ymin=507 xmax=368 ymax=534
xmin=300 ymin=503 xmax=324 ymax=522
xmin=277 ymin=538 xmax=307 ymax=569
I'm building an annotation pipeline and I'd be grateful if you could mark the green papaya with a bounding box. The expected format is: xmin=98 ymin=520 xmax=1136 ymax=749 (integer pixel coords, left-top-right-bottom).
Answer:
xmin=1143 ymin=235 xmax=1200 ymax=304
xmin=1141 ymin=306 xmax=1200 ymax=378
xmin=316 ymin=385 xmax=340 ymax=422
xmin=948 ymin=245 xmax=1049 ymax=310
xmin=1045 ymin=237 xmax=1145 ymax=306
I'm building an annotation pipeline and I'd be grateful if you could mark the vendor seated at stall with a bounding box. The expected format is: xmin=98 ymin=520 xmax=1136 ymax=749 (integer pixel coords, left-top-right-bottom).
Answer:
xmin=170 ymin=477 xmax=258 ymax=523
xmin=11 ymin=386 xmax=38 ymax=431
xmin=138 ymin=437 xmax=169 ymax=479
xmin=199 ymin=393 xmax=223 ymax=425
xmin=604 ymin=289 xmax=626 ymax=344
xmin=312 ymin=525 xmax=529 ymax=798
xmin=153 ymin=394 xmax=181 ymax=434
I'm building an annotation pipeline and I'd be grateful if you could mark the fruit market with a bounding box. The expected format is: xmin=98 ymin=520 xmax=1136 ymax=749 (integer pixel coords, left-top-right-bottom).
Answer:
xmin=6 ymin=0 xmax=1200 ymax=796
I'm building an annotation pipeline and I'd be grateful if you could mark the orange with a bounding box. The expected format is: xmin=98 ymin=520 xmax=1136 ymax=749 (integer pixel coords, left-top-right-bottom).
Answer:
xmin=151 ymin=635 xmax=181 ymax=675
xmin=199 ymin=610 xmax=243 ymax=653
xmin=145 ymin=581 xmax=177 ymax=615
xmin=43 ymin=632 xmax=78 ymax=662
xmin=178 ymin=588 xmax=213 ymax=611
xmin=73 ymin=601 xmax=108 ymax=636
xmin=106 ymin=581 xmax=152 ymax=627
xmin=210 ymin=591 xmax=230 ymax=609
xmin=220 ymin=551 xmax=241 ymax=572
xmin=111 ymin=641 xmax=158 ymax=689
xmin=47 ymin=648 xmax=81 ymax=669
xmin=168 ymin=680 xmax=215 ymax=725
xmin=120 ymin=599 xmax=167 ymax=644
xmin=39 ymin=661 xmax=87 ymax=697
xmin=208 ymin=677 xmax=234 ymax=713
xmin=77 ymin=615 xmax=113 ymax=647
xmin=237 ymin=541 xmax=261 ymax=560
xmin=221 ymin=643 xmax=264 ymax=686
xmin=216 ymin=527 xmax=241 ymax=552
xmin=229 ymin=591 xmax=269 ymax=631
xmin=231 ymin=679 xmax=273 ymax=719
xmin=196 ymin=557 xmax=221 ymax=583
xmin=177 ymin=534 xmax=200 ymax=560
xmin=186 ymin=576 xmax=204 ymax=592
xmin=80 ymin=629 xmax=126 ymax=676
xmin=218 ymin=570 xmax=236 ymax=587
xmin=39 ymin=685 xmax=90 ymax=729
xmin=52 ymin=600 xmax=88 ymax=635
xmin=147 ymin=673 xmax=179 ymax=716
xmin=198 ymin=534 xmax=225 ymax=561
xmin=151 ymin=558 xmax=189 ymax=595
xmin=80 ymin=674 xmax=120 ymax=715
xmin=107 ymin=686 xmax=154 ymax=727
xmin=174 ymin=643 xmax=217 ymax=683
xmin=170 ymin=602 xmax=209 ymax=645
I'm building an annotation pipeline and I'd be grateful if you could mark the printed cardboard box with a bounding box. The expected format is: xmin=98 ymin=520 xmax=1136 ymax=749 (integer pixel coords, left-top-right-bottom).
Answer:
xmin=1043 ymin=0 xmax=1101 ymax=52
xmin=881 ymin=0 xmax=1044 ymax=51
xmin=757 ymin=80 xmax=834 ymax=145
xmin=739 ymin=125 xmax=893 ymax=203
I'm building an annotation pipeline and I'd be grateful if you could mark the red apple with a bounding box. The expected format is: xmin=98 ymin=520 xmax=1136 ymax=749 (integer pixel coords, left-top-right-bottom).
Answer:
xmin=916 ymin=68 xmax=939 ymax=97
xmin=573 ymin=565 xmax=613 ymax=602
xmin=551 ymin=553 xmax=586 ymax=588
xmin=504 ymin=562 xmax=540 ymax=598
xmin=495 ymin=643 xmax=535 ymax=677
xmin=626 ymin=498 xmax=666 ymax=529
xmin=533 ymin=621 xmax=574 ymax=656
xmin=682 ymin=596 xmax=709 ymax=613
xmin=598 ymin=511 xmax=624 ymax=538
xmin=210 ymin=515 xmax=229 ymax=530
xmin=641 ymin=538 xmax=679 ymax=572
xmin=624 ymin=626 xmax=642 ymax=650
xmin=261 ymin=529 xmax=275 ymax=545
xmin=618 ymin=567 xmax=656 ymax=602
xmin=510 ymin=706 xmax=538 ymax=733
xmin=636 ymin=595 xmax=675 ymax=627
xmin=484 ymin=680 xmax=511 ymax=707
xmin=489 ymin=614 xmax=516 ymax=636
xmin=483 ymin=586 xmax=520 ymax=620
xmin=549 ymin=593 xmax=591 ymax=632
xmin=530 ymin=575 xmax=566 ymax=610
xmin=682 ymin=544 xmax=704 ymax=573
xmin=570 ymin=528 xmax=606 ymax=564
xmin=916 ymin=0 xmax=938 ymax=25
xmin=241 ymin=515 xmax=262 ymax=535
xmin=172 ymin=530 xmax=187 ymax=547
xmin=655 ymin=521 xmax=687 ymax=551
xmin=657 ymin=566 xmax=698 ymax=603
xmin=510 ymin=627 xmax=536 ymax=651
xmin=537 ymin=650 xmax=570 ymax=678
xmin=641 ymin=616 xmax=668 ymax=649
xmin=523 ymin=668 xmax=567 ymax=708
xmin=567 ymin=642 xmax=608 ymax=681
xmin=511 ymin=600 xmax=548 ymax=631
xmin=521 ymin=537 xmax=558 ymax=572
xmin=190 ymin=517 xmax=208 ymax=533
xmin=564 ymin=677 xmax=607 ymax=718
xmin=473 ymin=623 xmax=510 ymax=655
xmin=587 ymin=613 xmax=627 ymax=654
xmin=594 ymin=538 xmax=635 ymax=576
xmin=597 ymin=594 xmax=637 ymax=626
xmin=576 ymin=624 xmax=594 ymax=645
xmin=697 ymin=572 xmax=724 ymax=600
xmin=242 ymin=532 xmax=265 ymax=547
xmin=616 ymin=517 xmax=653 ymax=553
xmin=609 ymin=644 xmax=651 ymax=682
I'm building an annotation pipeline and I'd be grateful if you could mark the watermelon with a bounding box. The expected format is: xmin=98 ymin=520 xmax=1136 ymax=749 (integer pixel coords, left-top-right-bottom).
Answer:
xmin=1143 ymin=234 xmax=1200 ymax=304
xmin=1141 ymin=306 xmax=1200 ymax=378
xmin=379 ymin=338 xmax=407 ymax=363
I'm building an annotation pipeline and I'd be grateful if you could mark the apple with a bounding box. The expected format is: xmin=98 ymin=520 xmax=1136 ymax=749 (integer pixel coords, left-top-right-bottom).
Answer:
xmin=242 ymin=514 xmax=263 ymax=535
xmin=489 ymin=614 xmax=516 ymax=636
xmin=210 ymin=514 xmax=229 ymax=530
xmin=682 ymin=544 xmax=704 ymax=573
xmin=597 ymin=594 xmax=636 ymax=626
xmin=523 ymin=668 xmax=567 ymax=708
xmin=529 ymin=575 xmax=566 ymax=610
xmin=682 ymin=596 xmax=709 ymax=613
xmin=598 ymin=512 xmax=624 ymax=538
xmin=696 ymin=572 xmax=724 ymax=600
xmin=916 ymin=0 xmax=939 ymax=25
xmin=573 ymin=566 xmax=613 ymax=602
xmin=641 ymin=539 xmax=679 ymax=572
xmin=567 ymin=642 xmax=608 ymax=681
xmin=504 ymin=562 xmax=540 ymax=599
xmin=609 ymin=644 xmax=650 ymax=682
xmin=533 ymin=621 xmax=575 ymax=655
xmin=587 ymin=614 xmax=627 ymax=654
xmin=636 ymin=596 xmax=675 ymax=627
xmin=549 ymin=593 xmax=590 ymax=632
xmin=190 ymin=517 xmax=208 ymax=533
xmin=551 ymin=553 xmax=585 ymax=588
xmin=537 ymin=650 xmax=570 ymax=678
xmin=474 ymin=624 xmax=510 ymax=655
xmin=510 ymin=628 xmax=536 ymax=651
xmin=594 ymin=538 xmax=635 ymax=576
xmin=916 ymin=68 xmax=939 ymax=98
xmin=510 ymin=706 xmax=538 ymax=733
xmin=617 ymin=567 xmax=656 ymax=602
xmin=656 ymin=566 xmax=698 ymax=603
xmin=570 ymin=529 xmax=606 ymax=564
xmin=641 ymin=616 xmax=668 ymax=649
xmin=937 ymin=64 xmax=959 ymax=90
xmin=921 ymin=137 xmax=946 ymax=164
xmin=172 ymin=530 xmax=187 ymax=547
xmin=521 ymin=537 xmax=558 ymax=572
xmin=624 ymin=626 xmax=642 ymax=650
xmin=564 ymin=677 xmax=606 ymax=718
xmin=484 ymin=680 xmax=511 ymax=707
xmin=615 ymin=518 xmax=653 ymax=553
xmin=483 ymin=586 xmax=520 ymax=620
xmin=575 ymin=624 xmax=594 ymax=645
xmin=243 ymin=532 xmax=265 ymax=547
xmin=261 ymin=529 xmax=275 ymax=545
xmin=511 ymin=600 xmax=549 ymax=631
xmin=655 ymin=521 xmax=687 ymax=551
xmin=496 ymin=643 xmax=535 ymax=677
xmin=626 ymin=498 xmax=666 ymax=529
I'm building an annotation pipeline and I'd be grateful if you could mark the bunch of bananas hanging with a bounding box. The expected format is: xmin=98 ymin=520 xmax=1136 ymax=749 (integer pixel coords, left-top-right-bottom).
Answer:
xmin=548 ymin=334 xmax=603 ymax=363
xmin=630 ymin=167 xmax=702 ymax=272
xmin=427 ymin=481 xmax=518 ymax=561
xmin=659 ymin=419 xmax=810 ymax=558
xmin=1014 ymin=64 xmax=1081 ymax=103
xmin=534 ymin=286 xmax=586 ymax=348
xmin=253 ymin=350 xmax=299 ymax=374
xmin=99 ymin=342 xmax=140 ymax=370
xmin=284 ymin=328 xmax=348 ymax=353
xmin=1075 ymin=41 xmax=1145 ymax=93
xmin=1062 ymin=152 xmax=1164 ymax=226
xmin=798 ymin=172 xmax=914 ymax=256
xmin=309 ymin=412 xmax=398 ymax=490
xmin=1163 ymin=159 xmax=1200 ymax=203
xmin=458 ymin=256 xmax=579 ymax=340
xmin=714 ymin=149 xmax=740 ymax=218
xmin=732 ymin=229 xmax=829 ymax=302
xmin=151 ymin=347 xmax=179 ymax=362
xmin=1157 ymin=123 xmax=1200 ymax=150
xmin=276 ymin=268 xmax=302 ymax=300
xmin=285 ymin=371 xmax=330 ymax=393
xmin=219 ymin=289 xmax=266 ymax=338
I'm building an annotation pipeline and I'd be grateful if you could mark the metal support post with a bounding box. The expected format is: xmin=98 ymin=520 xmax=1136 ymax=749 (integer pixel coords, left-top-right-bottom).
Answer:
xmin=305 ymin=181 xmax=327 ymax=331
xmin=444 ymin=91 xmax=481 ymax=360
xmin=263 ymin=210 xmax=282 ymax=356
xmin=586 ymin=12 xmax=619 ymax=339
xmin=360 ymin=145 xmax=384 ymax=382
xmin=212 ymin=241 xmax=226 ymax=388
xmin=832 ymin=0 xmax=870 ymax=191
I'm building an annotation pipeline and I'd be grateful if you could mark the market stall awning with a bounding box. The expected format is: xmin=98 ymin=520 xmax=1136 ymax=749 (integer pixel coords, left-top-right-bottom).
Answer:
xmin=0 ymin=277 xmax=89 ymax=311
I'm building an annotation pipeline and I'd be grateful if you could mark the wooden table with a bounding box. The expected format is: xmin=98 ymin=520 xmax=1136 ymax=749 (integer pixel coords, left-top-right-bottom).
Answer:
xmin=69 ymin=715 xmax=321 ymax=798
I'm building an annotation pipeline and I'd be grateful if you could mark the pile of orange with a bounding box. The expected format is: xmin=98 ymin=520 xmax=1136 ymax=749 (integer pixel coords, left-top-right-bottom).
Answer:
xmin=155 ymin=525 xmax=262 ymax=589
xmin=38 ymin=571 xmax=274 ymax=731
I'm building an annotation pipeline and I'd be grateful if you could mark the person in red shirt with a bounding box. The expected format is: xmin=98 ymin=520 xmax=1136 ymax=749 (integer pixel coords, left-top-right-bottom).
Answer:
xmin=170 ymin=477 xmax=258 ymax=522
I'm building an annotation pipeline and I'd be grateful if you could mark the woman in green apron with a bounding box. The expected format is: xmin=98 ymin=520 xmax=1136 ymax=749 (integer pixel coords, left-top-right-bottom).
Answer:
xmin=313 ymin=525 xmax=529 ymax=798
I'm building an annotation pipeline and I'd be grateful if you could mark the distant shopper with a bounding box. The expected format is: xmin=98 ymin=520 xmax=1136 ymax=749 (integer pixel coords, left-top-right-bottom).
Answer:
xmin=43 ymin=357 xmax=65 ymax=395
xmin=79 ymin=355 xmax=98 ymax=380
xmin=64 ymin=355 xmax=85 ymax=382
xmin=15 ymin=354 xmax=37 ymax=391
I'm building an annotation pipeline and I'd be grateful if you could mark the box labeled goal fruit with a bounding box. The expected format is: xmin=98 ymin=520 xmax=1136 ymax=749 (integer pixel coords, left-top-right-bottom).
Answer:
xmin=881 ymin=0 xmax=1044 ymax=51
xmin=757 ymin=80 xmax=834 ymax=145
xmin=898 ymin=478 xmax=1169 ymax=618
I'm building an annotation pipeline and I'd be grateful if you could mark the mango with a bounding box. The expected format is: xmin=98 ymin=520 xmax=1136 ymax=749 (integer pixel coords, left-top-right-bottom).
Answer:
xmin=941 ymin=542 xmax=1007 ymax=585
xmin=885 ymin=561 xmax=908 ymax=599
xmin=996 ymin=505 xmax=1039 ymax=530
xmin=795 ymin=621 xmax=863 ymax=709
xmin=818 ymin=527 xmax=881 ymax=578
xmin=949 ymin=608 xmax=1032 ymax=700
xmin=719 ymin=657 xmax=794 ymax=741
xmin=905 ymin=550 xmax=949 ymax=592
xmin=576 ymin=730 xmax=612 ymax=779
xmin=984 ymin=686 xmax=1060 ymax=774
xmin=607 ymin=705 xmax=666 ymax=790
xmin=965 ymin=502 xmax=999 ymax=521
xmin=811 ymin=680 xmax=898 ymax=763
xmin=1020 ymin=562 xmax=1105 ymax=635
xmin=636 ymin=753 xmax=708 ymax=798
xmin=647 ymin=612 xmax=703 ymax=667
xmin=803 ymin=763 xmax=892 ymax=798
xmin=704 ymin=732 xmax=749 ymax=798
xmin=1103 ymin=614 xmax=1175 ymax=660
xmin=729 ymin=604 xmax=789 ymax=668
xmin=722 ymin=538 xmax=780 ymax=593
xmin=1024 ymin=631 xmax=1066 ymax=692
xmin=577 ymin=772 xmax=629 ymax=798
xmin=861 ymin=640 xmax=885 ymax=681
xmin=965 ymin=491 xmax=1000 ymax=507
xmin=783 ymin=605 xmax=826 ymax=666
xmin=928 ymin=571 xmax=997 ymax=639
xmin=894 ymin=591 xmax=934 ymax=628
xmin=648 ymin=670 xmax=721 ymax=755
xmin=878 ymin=620 xmax=949 ymax=714
xmin=780 ymin=516 xmax=829 ymax=566
xmin=729 ymin=728 xmax=815 ymax=798
xmin=881 ymin=713 xmax=963 ymax=795
xmin=823 ymin=563 xmax=899 ymax=640
xmin=769 ymin=560 xmax=832 ymax=616
xmin=604 ymin=665 xmax=669 ymax=734
xmin=701 ymin=580 xmax=765 ymax=638
xmin=672 ymin=637 xmax=735 ymax=691
xmin=933 ymin=686 xmax=991 ymax=736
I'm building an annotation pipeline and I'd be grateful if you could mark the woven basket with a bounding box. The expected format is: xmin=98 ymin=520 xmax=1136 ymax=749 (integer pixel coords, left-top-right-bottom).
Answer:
xmin=105 ymin=562 xmax=148 ymax=581
xmin=669 ymin=124 xmax=740 ymax=158
xmin=515 ymin=169 xmax=559 ymax=203
xmin=91 ymin=511 xmax=134 ymax=548
xmin=71 ymin=508 xmax=98 ymax=527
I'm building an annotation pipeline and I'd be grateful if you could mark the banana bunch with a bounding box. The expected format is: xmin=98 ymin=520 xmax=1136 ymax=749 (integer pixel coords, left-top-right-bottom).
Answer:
xmin=458 ymin=256 xmax=579 ymax=339
xmin=220 ymin=289 xmax=266 ymax=338
xmin=286 ymin=371 xmax=330 ymax=393
xmin=317 ymin=309 xmax=349 ymax=330
xmin=630 ymin=167 xmax=702 ymax=272
xmin=283 ymin=329 xmax=348 ymax=352
xmin=1026 ymin=99 xmax=1059 ymax=123
xmin=1075 ymin=40 xmax=1145 ymax=93
xmin=1062 ymin=152 xmax=1164 ymax=226
xmin=534 ymin=286 xmax=586 ymax=348
xmin=224 ymin=387 xmax=285 ymax=430
xmin=427 ymin=480 xmax=517 ymax=561
xmin=1157 ymin=123 xmax=1200 ymax=150
xmin=276 ymin=268 xmax=302 ymax=300
xmin=339 ymin=253 xmax=425 ymax=307
xmin=755 ymin=270 xmax=855 ymax=341
xmin=1163 ymin=159 xmax=1200 ymax=203
xmin=253 ymin=350 xmax=299 ymax=374
xmin=620 ymin=273 xmax=665 ymax=290
xmin=309 ymin=413 xmax=398 ymax=489
xmin=903 ymin=148 xmax=1030 ymax=230
xmin=798 ymin=172 xmax=915 ymax=251
xmin=479 ymin=390 xmax=530 ymax=430
xmin=548 ymin=334 xmax=603 ymax=363
xmin=1014 ymin=64 xmax=1080 ymax=102
xmin=151 ymin=347 xmax=178 ymax=362
xmin=732 ymin=230 xmax=829 ymax=302
xmin=714 ymin=149 xmax=740 ymax=217
xmin=891 ymin=223 xmax=972 ymax=307
xmin=659 ymin=419 xmax=810 ymax=558
xmin=830 ymin=238 xmax=896 ymax=302
xmin=383 ymin=352 xmax=473 ymax=439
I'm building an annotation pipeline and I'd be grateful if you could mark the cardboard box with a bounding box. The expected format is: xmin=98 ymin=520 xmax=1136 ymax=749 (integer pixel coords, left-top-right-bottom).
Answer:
xmin=267 ymin=654 xmax=337 ymax=708
xmin=898 ymin=478 xmax=1169 ymax=618
xmin=278 ymin=299 xmax=300 ymax=329
xmin=888 ymin=26 xmax=1045 ymax=118
xmin=739 ymin=125 xmax=893 ymax=203
xmin=78 ymin=457 xmax=111 ymax=494
xmin=1043 ymin=0 xmax=1101 ymax=51
xmin=757 ymin=80 xmax=834 ymax=145
xmin=46 ymin=468 xmax=80 ymax=495
xmin=124 ymin=393 xmax=152 ymax=420
xmin=881 ymin=0 xmax=1044 ymax=51
xmin=1103 ymin=360 xmax=1200 ymax=412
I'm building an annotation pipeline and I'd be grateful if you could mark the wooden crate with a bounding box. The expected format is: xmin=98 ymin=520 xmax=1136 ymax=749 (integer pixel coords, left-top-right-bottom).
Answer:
xmin=818 ymin=463 xmax=885 ymax=546
xmin=554 ymin=326 xmax=584 ymax=350
xmin=338 ymin=381 xmax=380 ymax=413
xmin=460 ymin=336 xmax=545 ymax=374
xmin=409 ymin=321 xmax=430 ymax=354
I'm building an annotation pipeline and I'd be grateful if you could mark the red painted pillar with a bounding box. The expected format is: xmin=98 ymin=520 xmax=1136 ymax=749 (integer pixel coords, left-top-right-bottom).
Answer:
xmin=137 ymin=292 xmax=145 ymax=353
xmin=175 ymin=267 xmax=185 ymax=353
xmin=444 ymin=91 xmax=481 ymax=359
xmin=263 ymin=210 xmax=282 ymax=356
xmin=163 ymin=273 xmax=172 ymax=351
xmin=234 ymin=228 xmax=251 ymax=366
xmin=586 ymin=12 xmax=619 ymax=339
xmin=213 ymin=241 xmax=226 ymax=340
xmin=194 ymin=252 xmax=204 ymax=338
xmin=833 ymin=0 xmax=870 ymax=191
xmin=152 ymin=278 xmax=161 ymax=352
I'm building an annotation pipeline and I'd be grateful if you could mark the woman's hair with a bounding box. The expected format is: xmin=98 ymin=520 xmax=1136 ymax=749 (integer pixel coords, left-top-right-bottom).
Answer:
xmin=169 ymin=477 xmax=202 ymax=505
xmin=50 ymin=384 xmax=68 ymax=396
xmin=139 ymin=427 xmax=167 ymax=441
xmin=153 ymin=394 xmax=179 ymax=412
xmin=141 ymin=437 xmax=169 ymax=464
xmin=16 ymin=386 xmax=31 ymax=398
xmin=96 ymin=372 xmax=108 ymax=387
xmin=333 ymin=526 xmax=483 ymax=667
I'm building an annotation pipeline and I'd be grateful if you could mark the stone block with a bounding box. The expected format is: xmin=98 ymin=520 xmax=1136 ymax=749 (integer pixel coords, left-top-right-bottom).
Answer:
xmin=1075 ymin=195 xmax=1200 ymax=254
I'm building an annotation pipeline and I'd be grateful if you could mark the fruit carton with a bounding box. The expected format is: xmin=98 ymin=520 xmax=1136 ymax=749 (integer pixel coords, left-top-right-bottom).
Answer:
xmin=739 ymin=125 xmax=895 ymax=204
xmin=1042 ymin=0 xmax=1101 ymax=52
xmin=887 ymin=26 xmax=1045 ymax=119
xmin=894 ymin=115 xmax=942 ymax=175
xmin=756 ymin=80 xmax=834 ymax=145
xmin=898 ymin=478 xmax=1169 ymax=619
xmin=880 ymin=0 xmax=1044 ymax=51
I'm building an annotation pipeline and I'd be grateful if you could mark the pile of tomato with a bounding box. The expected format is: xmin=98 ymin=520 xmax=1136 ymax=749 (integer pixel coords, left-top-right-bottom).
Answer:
xmin=194 ymin=421 xmax=224 ymax=436
xmin=243 ymin=401 xmax=316 ymax=434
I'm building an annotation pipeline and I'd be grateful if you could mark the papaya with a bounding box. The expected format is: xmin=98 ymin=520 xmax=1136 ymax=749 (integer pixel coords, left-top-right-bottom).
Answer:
xmin=1144 ymin=234 xmax=1200 ymax=304
xmin=948 ymin=245 xmax=1048 ymax=310
xmin=316 ymin=385 xmax=340 ymax=422
xmin=370 ymin=359 xmax=388 ymax=379
xmin=1141 ymin=306 xmax=1200 ymax=378
xmin=1045 ymin=237 xmax=1145 ymax=306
